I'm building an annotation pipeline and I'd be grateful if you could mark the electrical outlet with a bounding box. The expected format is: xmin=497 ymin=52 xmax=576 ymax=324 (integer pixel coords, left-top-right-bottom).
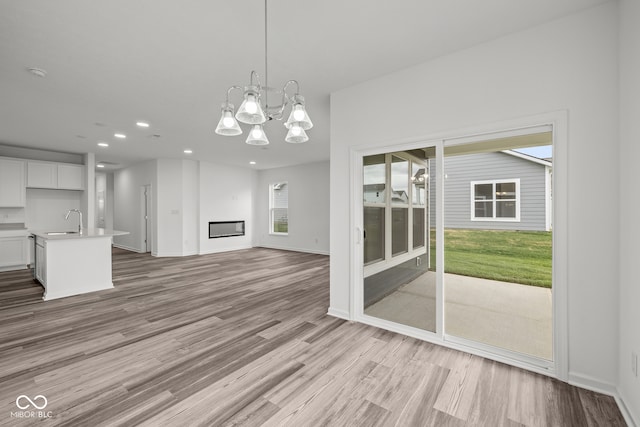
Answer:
xmin=633 ymin=352 xmax=638 ymax=377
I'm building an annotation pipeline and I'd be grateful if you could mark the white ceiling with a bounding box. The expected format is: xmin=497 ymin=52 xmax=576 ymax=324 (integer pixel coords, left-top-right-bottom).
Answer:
xmin=0 ymin=0 xmax=607 ymax=171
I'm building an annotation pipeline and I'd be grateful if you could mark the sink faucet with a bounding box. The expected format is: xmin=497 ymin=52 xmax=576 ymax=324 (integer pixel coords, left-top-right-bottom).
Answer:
xmin=65 ymin=209 xmax=83 ymax=234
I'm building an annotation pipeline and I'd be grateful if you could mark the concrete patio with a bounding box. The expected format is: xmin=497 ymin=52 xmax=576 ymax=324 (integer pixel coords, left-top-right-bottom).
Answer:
xmin=364 ymin=271 xmax=552 ymax=360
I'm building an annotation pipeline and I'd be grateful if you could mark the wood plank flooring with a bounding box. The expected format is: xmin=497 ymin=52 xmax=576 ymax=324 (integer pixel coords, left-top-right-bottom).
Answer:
xmin=0 ymin=247 xmax=626 ymax=426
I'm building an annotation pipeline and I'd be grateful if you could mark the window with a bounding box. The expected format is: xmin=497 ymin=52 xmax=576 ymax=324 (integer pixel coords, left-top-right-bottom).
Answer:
xmin=363 ymin=155 xmax=386 ymax=264
xmin=471 ymin=179 xmax=520 ymax=221
xmin=391 ymin=156 xmax=409 ymax=256
xmin=363 ymin=152 xmax=428 ymax=273
xmin=412 ymin=163 xmax=426 ymax=249
xmin=270 ymin=182 xmax=288 ymax=234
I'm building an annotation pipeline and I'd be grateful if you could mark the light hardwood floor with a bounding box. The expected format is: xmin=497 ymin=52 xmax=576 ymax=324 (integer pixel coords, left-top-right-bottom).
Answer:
xmin=0 ymin=247 xmax=626 ymax=426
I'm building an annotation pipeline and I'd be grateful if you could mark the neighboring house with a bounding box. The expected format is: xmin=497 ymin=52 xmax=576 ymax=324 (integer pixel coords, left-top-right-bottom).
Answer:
xmin=429 ymin=150 xmax=552 ymax=231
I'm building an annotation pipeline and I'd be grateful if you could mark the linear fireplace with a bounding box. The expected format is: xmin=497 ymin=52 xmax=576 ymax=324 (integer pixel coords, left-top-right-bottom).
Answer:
xmin=209 ymin=221 xmax=245 ymax=238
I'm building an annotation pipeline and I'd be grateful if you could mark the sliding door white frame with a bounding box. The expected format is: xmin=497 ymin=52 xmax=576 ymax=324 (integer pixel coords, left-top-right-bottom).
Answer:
xmin=348 ymin=111 xmax=568 ymax=381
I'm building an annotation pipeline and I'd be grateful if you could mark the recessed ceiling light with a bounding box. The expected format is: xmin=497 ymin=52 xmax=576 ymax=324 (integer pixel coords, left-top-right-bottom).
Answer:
xmin=249 ymin=161 xmax=256 ymax=165
xmin=114 ymin=133 xmax=126 ymax=139
xmin=27 ymin=67 xmax=47 ymax=77
xmin=97 ymin=164 xmax=105 ymax=168
xmin=184 ymin=149 xmax=193 ymax=154
xmin=136 ymin=122 xmax=150 ymax=128
xmin=98 ymin=142 xmax=109 ymax=147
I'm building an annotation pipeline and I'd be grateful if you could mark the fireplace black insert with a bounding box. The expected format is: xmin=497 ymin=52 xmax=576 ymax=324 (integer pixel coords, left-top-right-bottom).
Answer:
xmin=209 ymin=221 xmax=245 ymax=238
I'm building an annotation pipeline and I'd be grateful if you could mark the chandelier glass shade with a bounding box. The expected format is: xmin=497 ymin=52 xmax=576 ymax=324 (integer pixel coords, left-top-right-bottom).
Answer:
xmin=214 ymin=102 xmax=242 ymax=136
xmin=245 ymin=124 xmax=269 ymax=145
xmin=214 ymin=0 xmax=312 ymax=145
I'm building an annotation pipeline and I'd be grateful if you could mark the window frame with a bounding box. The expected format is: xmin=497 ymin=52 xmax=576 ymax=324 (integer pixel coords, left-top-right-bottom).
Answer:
xmin=363 ymin=152 xmax=428 ymax=277
xmin=470 ymin=178 xmax=521 ymax=222
xmin=269 ymin=182 xmax=289 ymax=236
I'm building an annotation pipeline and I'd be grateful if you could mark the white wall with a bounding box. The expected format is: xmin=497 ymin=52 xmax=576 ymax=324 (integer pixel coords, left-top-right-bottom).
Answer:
xmin=330 ymin=3 xmax=619 ymax=391
xmin=81 ymin=153 xmax=95 ymax=229
xmin=156 ymin=158 xmax=185 ymax=256
xmin=256 ymin=161 xmax=330 ymax=255
xmin=113 ymin=159 xmax=157 ymax=253
xmin=26 ymin=189 xmax=81 ymax=231
xmin=199 ymin=161 xmax=255 ymax=254
xmin=95 ymin=172 xmax=114 ymax=229
xmin=182 ymin=160 xmax=199 ymax=256
xmin=618 ymin=0 xmax=640 ymax=423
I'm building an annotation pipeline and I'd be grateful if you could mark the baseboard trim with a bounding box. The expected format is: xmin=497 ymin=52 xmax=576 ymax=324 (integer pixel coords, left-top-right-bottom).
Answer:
xmin=327 ymin=307 xmax=351 ymax=320
xmin=567 ymin=372 xmax=618 ymax=396
xmin=43 ymin=283 xmax=114 ymax=301
xmin=616 ymin=389 xmax=639 ymax=427
xmin=567 ymin=371 xmax=637 ymax=425
xmin=256 ymin=244 xmax=329 ymax=256
xmin=112 ymin=243 xmax=143 ymax=253
xmin=199 ymin=245 xmax=253 ymax=255
xmin=154 ymin=251 xmax=195 ymax=257
xmin=0 ymin=265 xmax=28 ymax=272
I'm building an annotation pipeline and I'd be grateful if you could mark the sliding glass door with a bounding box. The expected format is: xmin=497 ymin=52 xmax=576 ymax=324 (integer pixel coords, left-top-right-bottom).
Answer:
xmin=362 ymin=150 xmax=436 ymax=332
xmin=357 ymin=126 xmax=555 ymax=369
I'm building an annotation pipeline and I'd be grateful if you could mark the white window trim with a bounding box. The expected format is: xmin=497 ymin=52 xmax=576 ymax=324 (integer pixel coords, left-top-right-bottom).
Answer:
xmin=269 ymin=182 xmax=288 ymax=236
xmin=364 ymin=152 xmax=428 ymax=277
xmin=470 ymin=178 xmax=521 ymax=222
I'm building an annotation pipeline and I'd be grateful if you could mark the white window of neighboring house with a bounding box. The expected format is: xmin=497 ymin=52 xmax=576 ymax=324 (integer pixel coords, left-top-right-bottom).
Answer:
xmin=270 ymin=182 xmax=288 ymax=235
xmin=471 ymin=179 xmax=520 ymax=221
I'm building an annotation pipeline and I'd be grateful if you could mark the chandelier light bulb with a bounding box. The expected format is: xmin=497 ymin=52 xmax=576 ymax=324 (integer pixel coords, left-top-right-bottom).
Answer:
xmin=285 ymin=124 xmax=308 ymax=143
xmin=245 ymin=96 xmax=258 ymax=114
xmin=293 ymin=105 xmax=305 ymax=121
xmin=222 ymin=112 xmax=235 ymax=128
xmin=236 ymin=87 xmax=267 ymax=124
xmin=252 ymin=126 xmax=263 ymax=139
xmin=285 ymin=95 xmax=312 ymax=131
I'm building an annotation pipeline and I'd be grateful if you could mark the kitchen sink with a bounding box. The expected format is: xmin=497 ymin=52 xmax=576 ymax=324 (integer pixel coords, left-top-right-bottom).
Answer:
xmin=46 ymin=231 xmax=79 ymax=235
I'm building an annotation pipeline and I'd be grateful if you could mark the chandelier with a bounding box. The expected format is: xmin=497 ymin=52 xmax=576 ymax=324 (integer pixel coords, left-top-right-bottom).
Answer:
xmin=215 ymin=0 xmax=312 ymax=145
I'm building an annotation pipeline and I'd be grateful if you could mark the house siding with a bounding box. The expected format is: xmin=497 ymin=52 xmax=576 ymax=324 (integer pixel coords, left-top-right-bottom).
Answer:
xmin=429 ymin=151 xmax=549 ymax=231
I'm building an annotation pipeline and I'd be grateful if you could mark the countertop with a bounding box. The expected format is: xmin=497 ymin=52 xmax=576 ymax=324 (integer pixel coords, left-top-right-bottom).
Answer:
xmin=31 ymin=228 xmax=129 ymax=240
xmin=0 ymin=223 xmax=27 ymax=231
xmin=0 ymin=224 xmax=29 ymax=237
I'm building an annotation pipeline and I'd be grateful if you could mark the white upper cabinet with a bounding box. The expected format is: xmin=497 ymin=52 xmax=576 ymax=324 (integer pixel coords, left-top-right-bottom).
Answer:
xmin=57 ymin=164 xmax=84 ymax=190
xmin=27 ymin=161 xmax=84 ymax=190
xmin=27 ymin=161 xmax=58 ymax=189
xmin=0 ymin=158 xmax=26 ymax=207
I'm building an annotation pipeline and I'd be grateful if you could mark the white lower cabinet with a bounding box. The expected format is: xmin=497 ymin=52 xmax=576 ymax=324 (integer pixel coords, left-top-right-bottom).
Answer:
xmin=0 ymin=236 xmax=29 ymax=271
xmin=35 ymin=238 xmax=46 ymax=284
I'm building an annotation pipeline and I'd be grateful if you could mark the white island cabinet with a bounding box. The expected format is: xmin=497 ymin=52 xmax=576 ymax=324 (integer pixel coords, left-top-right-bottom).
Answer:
xmin=31 ymin=228 xmax=128 ymax=300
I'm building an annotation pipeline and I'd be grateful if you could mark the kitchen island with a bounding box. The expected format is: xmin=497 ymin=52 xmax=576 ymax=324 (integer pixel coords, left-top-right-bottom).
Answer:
xmin=31 ymin=228 xmax=129 ymax=300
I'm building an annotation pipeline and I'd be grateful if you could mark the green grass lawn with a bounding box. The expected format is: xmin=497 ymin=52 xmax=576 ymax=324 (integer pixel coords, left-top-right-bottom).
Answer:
xmin=430 ymin=229 xmax=552 ymax=288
